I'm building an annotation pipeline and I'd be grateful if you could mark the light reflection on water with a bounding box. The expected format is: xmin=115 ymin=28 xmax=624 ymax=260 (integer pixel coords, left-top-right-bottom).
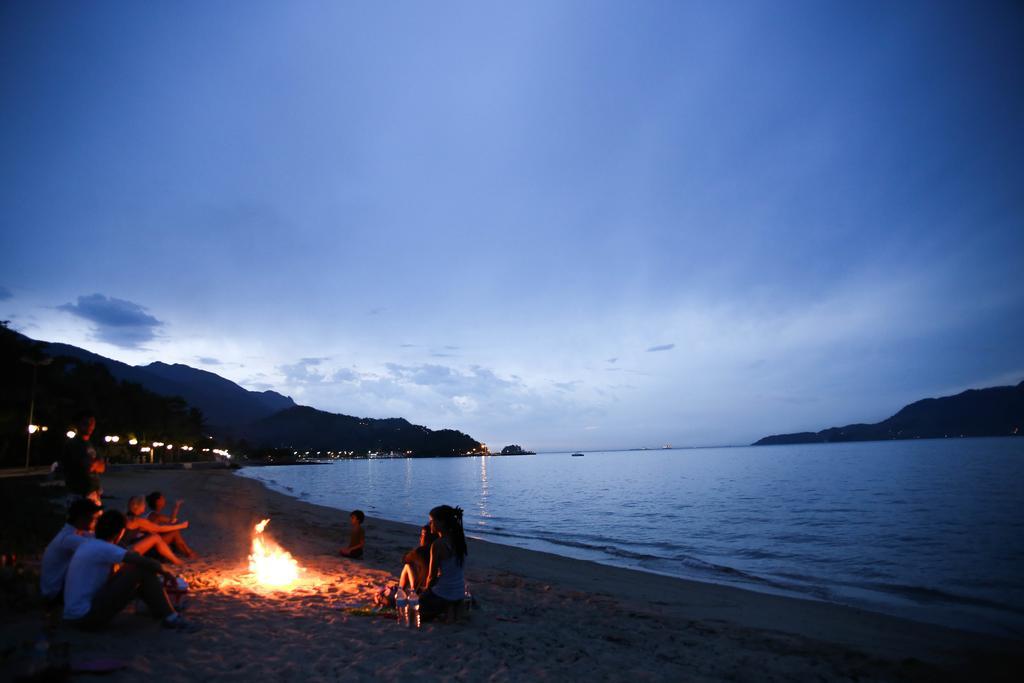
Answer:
xmin=477 ymin=454 xmax=490 ymax=521
xmin=238 ymin=437 xmax=1024 ymax=636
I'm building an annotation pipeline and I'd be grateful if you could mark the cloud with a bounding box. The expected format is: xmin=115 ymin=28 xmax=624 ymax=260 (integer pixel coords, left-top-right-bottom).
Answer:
xmin=197 ymin=356 xmax=222 ymax=365
xmin=0 ymin=285 xmax=11 ymax=301
xmin=368 ymin=308 xmax=385 ymax=316
xmin=332 ymin=368 xmax=359 ymax=382
xmin=323 ymin=362 xmax=521 ymax=406
xmin=646 ymin=344 xmax=675 ymax=352
xmin=553 ymin=380 xmax=582 ymax=391
xmin=57 ymin=294 xmax=163 ymax=348
xmin=606 ymin=357 xmax=618 ymax=364
xmin=279 ymin=357 xmax=328 ymax=383
xmin=384 ymin=363 xmax=458 ymax=387
xmin=452 ymin=395 xmax=478 ymax=412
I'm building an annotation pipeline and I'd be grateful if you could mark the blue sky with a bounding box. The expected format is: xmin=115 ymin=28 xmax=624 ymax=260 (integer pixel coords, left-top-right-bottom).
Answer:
xmin=2 ymin=1 xmax=1022 ymax=450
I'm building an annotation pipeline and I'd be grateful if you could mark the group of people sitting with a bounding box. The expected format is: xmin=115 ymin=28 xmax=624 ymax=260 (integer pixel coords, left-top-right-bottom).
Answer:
xmin=39 ymin=491 xmax=199 ymax=632
xmin=360 ymin=504 xmax=469 ymax=623
xmin=44 ymin=485 xmax=468 ymax=629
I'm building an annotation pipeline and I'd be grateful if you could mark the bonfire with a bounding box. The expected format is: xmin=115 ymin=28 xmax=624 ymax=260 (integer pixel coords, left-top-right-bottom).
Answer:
xmin=248 ymin=518 xmax=301 ymax=589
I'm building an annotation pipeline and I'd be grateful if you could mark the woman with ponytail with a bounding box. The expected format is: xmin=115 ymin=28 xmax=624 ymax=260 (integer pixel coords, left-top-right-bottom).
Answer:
xmin=418 ymin=504 xmax=468 ymax=621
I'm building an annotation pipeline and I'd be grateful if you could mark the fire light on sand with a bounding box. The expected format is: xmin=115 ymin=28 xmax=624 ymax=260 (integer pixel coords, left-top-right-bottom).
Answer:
xmin=248 ymin=518 xmax=301 ymax=589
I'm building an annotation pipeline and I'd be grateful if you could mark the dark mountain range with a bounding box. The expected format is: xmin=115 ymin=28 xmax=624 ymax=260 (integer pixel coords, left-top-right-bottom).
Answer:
xmin=1 ymin=327 xmax=205 ymax=467
xmin=4 ymin=329 xmax=484 ymax=456
xmin=42 ymin=341 xmax=295 ymax=432
xmin=754 ymin=381 xmax=1024 ymax=446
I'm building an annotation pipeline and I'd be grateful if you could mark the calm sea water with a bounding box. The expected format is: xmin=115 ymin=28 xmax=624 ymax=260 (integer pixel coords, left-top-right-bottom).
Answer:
xmin=238 ymin=438 xmax=1024 ymax=636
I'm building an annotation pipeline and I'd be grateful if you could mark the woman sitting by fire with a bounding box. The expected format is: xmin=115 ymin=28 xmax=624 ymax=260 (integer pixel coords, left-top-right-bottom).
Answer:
xmin=146 ymin=491 xmax=197 ymax=558
xmin=123 ymin=495 xmax=190 ymax=565
xmin=398 ymin=524 xmax=437 ymax=592
xmin=418 ymin=505 xmax=468 ymax=622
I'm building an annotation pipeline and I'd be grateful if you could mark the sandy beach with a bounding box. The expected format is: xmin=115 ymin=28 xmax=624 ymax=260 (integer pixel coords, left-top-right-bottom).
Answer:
xmin=3 ymin=467 xmax=1019 ymax=682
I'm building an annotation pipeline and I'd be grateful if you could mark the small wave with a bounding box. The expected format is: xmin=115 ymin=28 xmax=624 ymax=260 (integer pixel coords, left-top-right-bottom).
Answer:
xmin=861 ymin=582 xmax=1024 ymax=614
xmin=477 ymin=527 xmax=778 ymax=588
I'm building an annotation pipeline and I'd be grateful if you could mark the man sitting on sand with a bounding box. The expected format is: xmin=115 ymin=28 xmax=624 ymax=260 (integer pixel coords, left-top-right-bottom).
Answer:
xmin=339 ymin=510 xmax=365 ymax=559
xmin=145 ymin=491 xmax=197 ymax=558
xmin=40 ymin=498 xmax=102 ymax=605
xmin=63 ymin=509 xmax=198 ymax=631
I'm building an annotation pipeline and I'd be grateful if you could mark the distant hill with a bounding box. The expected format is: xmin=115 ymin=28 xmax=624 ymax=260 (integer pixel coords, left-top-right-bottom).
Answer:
xmin=247 ymin=406 xmax=482 ymax=456
xmin=754 ymin=381 xmax=1024 ymax=446
xmin=7 ymin=330 xmax=484 ymax=455
xmin=43 ymin=341 xmax=295 ymax=433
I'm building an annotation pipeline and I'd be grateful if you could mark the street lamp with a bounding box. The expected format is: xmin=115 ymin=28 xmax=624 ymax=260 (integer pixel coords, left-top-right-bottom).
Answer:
xmin=21 ymin=355 xmax=53 ymax=469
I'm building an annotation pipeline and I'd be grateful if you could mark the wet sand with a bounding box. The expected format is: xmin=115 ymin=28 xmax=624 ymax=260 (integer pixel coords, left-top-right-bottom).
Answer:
xmin=3 ymin=468 xmax=1020 ymax=681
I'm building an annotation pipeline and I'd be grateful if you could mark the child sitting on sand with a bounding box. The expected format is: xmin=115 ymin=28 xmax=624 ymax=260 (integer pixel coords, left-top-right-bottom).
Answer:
xmin=399 ymin=524 xmax=437 ymax=592
xmin=146 ymin=491 xmax=197 ymax=558
xmin=339 ymin=510 xmax=365 ymax=559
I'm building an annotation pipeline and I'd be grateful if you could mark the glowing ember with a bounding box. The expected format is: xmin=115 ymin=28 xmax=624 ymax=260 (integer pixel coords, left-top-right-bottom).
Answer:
xmin=248 ymin=518 xmax=301 ymax=588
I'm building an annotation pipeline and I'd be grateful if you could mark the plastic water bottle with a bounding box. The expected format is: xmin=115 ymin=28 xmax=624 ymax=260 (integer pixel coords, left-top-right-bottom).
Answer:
xmin=407 ymin=592 xmax=420 ymax=629
xmin=395 ymin=588 xmax=407 ymax=625
xmin=174 ymin=577 xmax=190 ymax=611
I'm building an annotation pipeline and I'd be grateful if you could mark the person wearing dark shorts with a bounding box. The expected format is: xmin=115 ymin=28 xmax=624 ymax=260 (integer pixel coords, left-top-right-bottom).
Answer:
xmin=62 ymin=510 xmax=198 ymax=632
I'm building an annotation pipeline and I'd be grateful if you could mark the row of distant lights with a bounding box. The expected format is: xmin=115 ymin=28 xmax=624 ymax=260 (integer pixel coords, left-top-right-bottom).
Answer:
xmin=55 ymin=429 xmax=232 ymax=459
xmin=293 ymin=450 xmax=360 ymax=456
xmin=290 ymin=450 xmax=414 ymax=457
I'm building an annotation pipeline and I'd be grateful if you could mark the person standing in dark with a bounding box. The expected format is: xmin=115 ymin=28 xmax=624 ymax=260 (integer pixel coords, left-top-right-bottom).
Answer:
xmin=61 ymin=411 xmax=105 ymax=505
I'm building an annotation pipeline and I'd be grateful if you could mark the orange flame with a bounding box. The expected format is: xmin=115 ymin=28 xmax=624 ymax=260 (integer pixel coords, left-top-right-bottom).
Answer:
xmin=248 ymin=518 xmax=300 ymax=588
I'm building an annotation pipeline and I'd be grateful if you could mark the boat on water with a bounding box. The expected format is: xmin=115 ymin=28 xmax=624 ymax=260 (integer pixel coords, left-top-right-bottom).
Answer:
xmin=571 ymin=452 xmax=585 ymax=457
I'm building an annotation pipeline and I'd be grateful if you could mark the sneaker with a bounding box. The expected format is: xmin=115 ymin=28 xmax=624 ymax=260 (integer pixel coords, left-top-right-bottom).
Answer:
xmin=161 ymin=615 xmax=201 ymax=633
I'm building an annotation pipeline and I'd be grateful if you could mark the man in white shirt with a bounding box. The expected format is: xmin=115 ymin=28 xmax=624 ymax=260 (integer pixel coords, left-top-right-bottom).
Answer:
xmin=63 ymin=509 xmax=198 ymax=631
xmin=40 ymin=498 xmax=101 ymax=603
